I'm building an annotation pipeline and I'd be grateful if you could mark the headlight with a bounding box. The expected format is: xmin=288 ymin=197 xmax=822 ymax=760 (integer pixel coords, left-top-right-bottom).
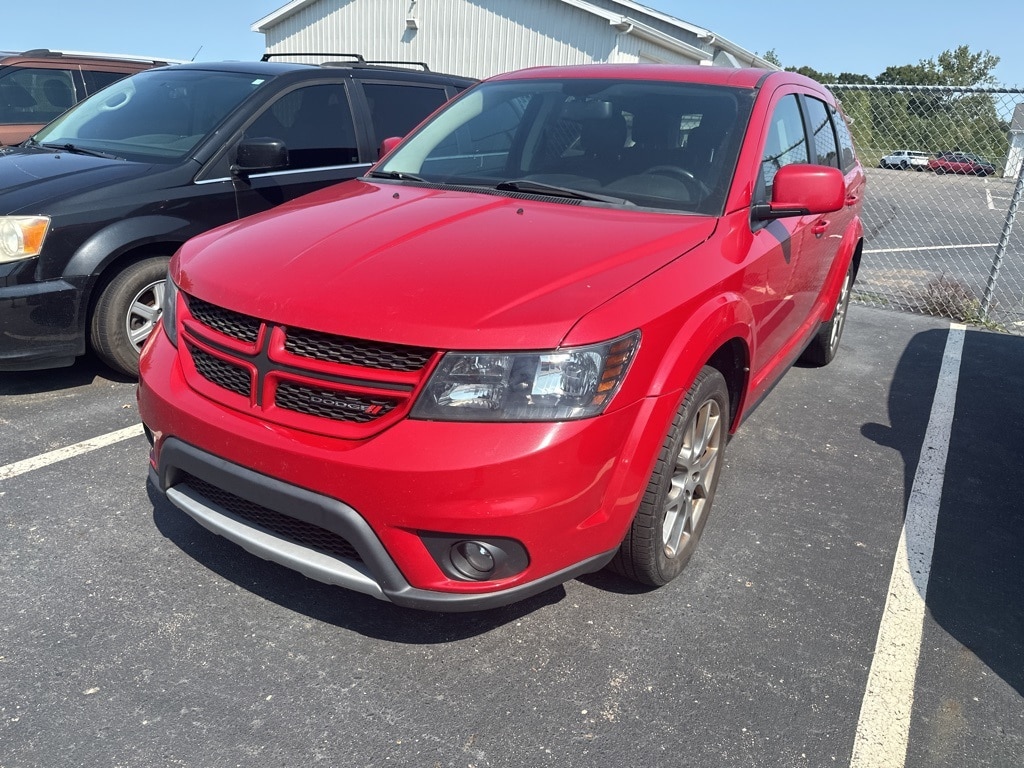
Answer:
xmin=162 ymin=270 xmax=179 ymax=347
xmin=0 ymin=216 xmax=50 ymax=263
xmin=412 ymin=332 xmax=639 ymax=422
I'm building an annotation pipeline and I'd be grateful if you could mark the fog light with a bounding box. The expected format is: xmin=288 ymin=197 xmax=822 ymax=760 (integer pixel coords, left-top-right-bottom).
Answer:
xmin=451 ymin=541 xmax=496 ymax=580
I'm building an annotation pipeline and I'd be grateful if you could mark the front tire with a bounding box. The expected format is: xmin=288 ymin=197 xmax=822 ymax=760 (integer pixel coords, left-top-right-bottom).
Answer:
xmin=90 ymin=256 xmax=170 ymax=377
xmin=610 ymin=367 xmax=730 ymax=586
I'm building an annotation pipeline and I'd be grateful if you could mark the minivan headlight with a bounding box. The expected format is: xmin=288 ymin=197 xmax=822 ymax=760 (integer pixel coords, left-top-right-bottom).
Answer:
xmin=0 ymin=216 xmax=50 ymax=263
xmin=411 ymin=332 xmax=639 ymax=422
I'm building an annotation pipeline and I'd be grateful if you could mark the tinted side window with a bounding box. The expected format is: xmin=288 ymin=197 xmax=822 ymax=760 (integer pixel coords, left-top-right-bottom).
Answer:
xmin=245 ymin=83 xmax=358 ymax=169
xmin=83 ymin=70 xmax=130 ymax=96
xmin=830 ymin=104 xmax=856 ymax=172
xmin=760 ymin=94 xmax=809 ymax=195
xmin=361 ymin=82 xmax=447 ymax=143
xmin=0 ymin=67 xmax=77 ymax=124
xmin=804 ymin=96 xmax=839 ymax=169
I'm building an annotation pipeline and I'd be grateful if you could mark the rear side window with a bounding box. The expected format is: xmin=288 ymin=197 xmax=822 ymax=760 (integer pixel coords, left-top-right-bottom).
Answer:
xmin=760 ymin=93 xmax=809 ymax=195
xmin=361 ymin=82 xmax=447 ymax=144
xmin=0 ymin=67 xmax=77 ymax=124
xmin=830 ymin=104 xmax=857 ymax=172
xmin=83 ymin=70 xmax=130 ymax=96
xmin=803 ymin=96 xmax=839 ymax=169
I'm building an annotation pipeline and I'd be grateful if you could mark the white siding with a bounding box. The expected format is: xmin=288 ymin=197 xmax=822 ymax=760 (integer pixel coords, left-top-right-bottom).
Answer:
xmin=261 ymin=0 xmax=705 ymax=79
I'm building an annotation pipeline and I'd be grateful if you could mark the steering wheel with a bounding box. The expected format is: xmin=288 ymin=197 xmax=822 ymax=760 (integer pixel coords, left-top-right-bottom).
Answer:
xmin=644 ymin=165 xmax=712 ymax=198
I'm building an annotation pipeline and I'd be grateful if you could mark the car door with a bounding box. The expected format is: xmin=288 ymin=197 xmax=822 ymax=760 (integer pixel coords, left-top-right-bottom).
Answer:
xmin=793 ymin=94 xmax=861 ymax=321
xmin=746 ymin=91 xmax=812 ymax=373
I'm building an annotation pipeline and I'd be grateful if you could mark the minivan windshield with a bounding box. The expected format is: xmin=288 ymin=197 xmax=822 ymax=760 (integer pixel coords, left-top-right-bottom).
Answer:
xmin=374 ymin=78 xmax=753 ymax=215
xmin=31 ymin=68 xmax=269 ymax=162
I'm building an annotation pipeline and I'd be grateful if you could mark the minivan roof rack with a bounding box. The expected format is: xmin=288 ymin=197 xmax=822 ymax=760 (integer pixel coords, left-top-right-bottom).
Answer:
xmin=259 ymin=52 xmax=431 ymax=71
xmin=15 ymin=48 xmax=186 ymax=65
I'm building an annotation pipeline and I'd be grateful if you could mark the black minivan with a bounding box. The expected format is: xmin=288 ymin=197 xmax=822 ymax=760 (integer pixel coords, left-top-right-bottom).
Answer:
xmin=0 ymin=57 xmax=474 ymax=375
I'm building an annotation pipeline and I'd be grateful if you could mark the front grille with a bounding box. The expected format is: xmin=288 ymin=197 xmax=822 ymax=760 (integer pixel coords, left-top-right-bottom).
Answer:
xmin=182 ymin=474 xmax=362 ymax=563
xmin=180 ymin=292 xmax=435 ymax=433
xmin=275 ymin=382 xmax=398 ymax=422
xmin=285 ymin=328 xmax=432 ymax=371
xmin=186 ymin=296 xmax=260 ymax=343
xmin=188 ymin=343 xmax=251 ymax=397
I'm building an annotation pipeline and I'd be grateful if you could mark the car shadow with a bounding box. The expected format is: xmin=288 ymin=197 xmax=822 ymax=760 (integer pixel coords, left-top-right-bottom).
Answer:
xmin=0 ymin=351 xmax=132 ymax=395
xmin=147 ymin=481 xmax=566 ymax=641
xmin=860 ymin=326 xmax=1024 ymax=695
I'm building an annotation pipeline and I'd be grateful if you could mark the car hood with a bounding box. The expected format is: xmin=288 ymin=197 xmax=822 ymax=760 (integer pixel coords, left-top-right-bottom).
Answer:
xmin=0 ymin=146 xmax=153 ymax=213
xmin=177 ymin=180 xmax=718 ymax=349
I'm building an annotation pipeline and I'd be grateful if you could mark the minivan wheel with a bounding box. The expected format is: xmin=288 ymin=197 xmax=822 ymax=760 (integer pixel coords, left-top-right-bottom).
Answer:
xmin=610 ymin=367 xmax=729 ymax=586
xmin=90 ymin=256 xmax=170 ymax=377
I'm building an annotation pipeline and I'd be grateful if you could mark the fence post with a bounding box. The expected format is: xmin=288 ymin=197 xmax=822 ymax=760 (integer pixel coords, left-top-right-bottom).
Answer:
xmin=981 ymin=156 xmax=1024 ymax=321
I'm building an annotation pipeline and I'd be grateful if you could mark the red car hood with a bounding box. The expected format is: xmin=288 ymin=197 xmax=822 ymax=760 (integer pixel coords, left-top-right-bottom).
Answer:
xmin=177 ymin=180 xmax=717 ymax=349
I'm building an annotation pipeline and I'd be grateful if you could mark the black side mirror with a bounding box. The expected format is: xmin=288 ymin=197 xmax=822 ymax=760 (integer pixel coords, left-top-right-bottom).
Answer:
xmin=231 ymin=137 xmax=288 ymax=178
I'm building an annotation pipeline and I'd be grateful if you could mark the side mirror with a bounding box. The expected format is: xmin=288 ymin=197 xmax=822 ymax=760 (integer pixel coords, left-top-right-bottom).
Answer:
xmin=378 ymin=136 xmax=403 ymax=160
xmin=231 ymin=137 xmax=288 ymax=177
xmin=752 ymin=164 xmax=845 ymax=220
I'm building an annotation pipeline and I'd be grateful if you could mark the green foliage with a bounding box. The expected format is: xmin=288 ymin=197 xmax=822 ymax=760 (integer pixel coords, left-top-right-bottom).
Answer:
xmin=806 ymin=47 xmax=1009 ymax=171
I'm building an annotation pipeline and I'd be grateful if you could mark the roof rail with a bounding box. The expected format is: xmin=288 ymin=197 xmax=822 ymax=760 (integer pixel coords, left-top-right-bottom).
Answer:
xmin=360 ymin=60 xmax=431 ymax=72
xmin=260 ymin=52 xmax=366 ymax=63
xmin=14 ymin=48 xmax=186 ymax=64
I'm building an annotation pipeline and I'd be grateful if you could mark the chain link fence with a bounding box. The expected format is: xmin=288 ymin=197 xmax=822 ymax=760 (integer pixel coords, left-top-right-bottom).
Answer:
xmin=830 ymin=84 xmax=1024 ymax=334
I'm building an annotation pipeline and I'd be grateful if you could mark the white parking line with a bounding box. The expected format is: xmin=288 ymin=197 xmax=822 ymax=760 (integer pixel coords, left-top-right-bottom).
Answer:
xmin=0 ymin=424 xmax=145 ymax=482
xmin=865 ymin=243 xmax=996 ymax=254
xmin=849 ymin=323 xmax=965 ymax=768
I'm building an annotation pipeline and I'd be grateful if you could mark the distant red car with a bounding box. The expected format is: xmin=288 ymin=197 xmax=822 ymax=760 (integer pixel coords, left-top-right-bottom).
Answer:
xmin=928 ymin=151 xmax=997 ymax=176
xmin=138 ymin=64 xmax=865 ymax=611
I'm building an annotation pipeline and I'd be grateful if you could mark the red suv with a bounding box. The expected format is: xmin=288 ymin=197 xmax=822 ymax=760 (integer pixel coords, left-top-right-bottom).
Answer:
xmin=138 ymin=65 xmax=865 ymax=611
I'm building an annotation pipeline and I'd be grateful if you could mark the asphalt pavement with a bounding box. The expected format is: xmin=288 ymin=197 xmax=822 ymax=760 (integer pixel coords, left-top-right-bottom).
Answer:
xmin=0 ymin=304 xmax=1021 ymax=768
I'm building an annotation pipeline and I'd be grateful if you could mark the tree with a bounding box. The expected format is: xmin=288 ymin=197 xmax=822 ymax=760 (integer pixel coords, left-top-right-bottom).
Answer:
xmin=876 ymin=46 xmax=1000 ymax=87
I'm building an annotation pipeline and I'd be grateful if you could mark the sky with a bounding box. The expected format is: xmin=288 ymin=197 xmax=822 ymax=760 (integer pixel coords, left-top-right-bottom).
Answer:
xmin=2 ymin=1 xmax=1022 ymax=86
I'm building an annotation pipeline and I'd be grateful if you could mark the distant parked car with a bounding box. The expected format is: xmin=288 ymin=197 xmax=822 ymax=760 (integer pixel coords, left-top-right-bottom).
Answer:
xmin=879 ymin=149 xmax=929 ymax=170
xmin=928 ymin=151 xmax=996 ymax=176
xmin=0 ymin=49 xmax=179 ymax=145
xmin=0 ymin=56 xmax=474 ymax=376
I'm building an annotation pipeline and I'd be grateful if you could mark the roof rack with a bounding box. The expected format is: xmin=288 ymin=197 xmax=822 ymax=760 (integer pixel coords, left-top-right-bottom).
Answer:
xmin=15 ymin=48 xmax=186 ymax=65
xmin=261 ymin=52 xmax=365 ymax=63
xmin=259 ymin=52 xmax=431 ymax=71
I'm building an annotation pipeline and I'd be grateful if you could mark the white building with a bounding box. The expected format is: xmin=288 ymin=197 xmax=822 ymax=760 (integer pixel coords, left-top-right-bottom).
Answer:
xmin=252 ymin=0 xmax=776 ymax=80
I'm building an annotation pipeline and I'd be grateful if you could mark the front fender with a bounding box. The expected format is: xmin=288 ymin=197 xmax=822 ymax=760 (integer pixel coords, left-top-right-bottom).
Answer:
xmin=63 ymin=214 xmax=193 ymax=280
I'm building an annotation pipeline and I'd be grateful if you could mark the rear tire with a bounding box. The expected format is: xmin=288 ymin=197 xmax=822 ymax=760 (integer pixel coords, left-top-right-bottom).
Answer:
xmin=609 ymin=367 xmax=730 ymax=586
xmin=800 ymin=260 xmax=854 ymax=367
xmin=90 ymin=256 xmax=170 ymax=377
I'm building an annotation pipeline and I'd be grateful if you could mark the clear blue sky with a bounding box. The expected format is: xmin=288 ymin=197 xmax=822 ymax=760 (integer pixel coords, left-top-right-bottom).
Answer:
xmin=2 ymin=1 xmax=1022 ymax=85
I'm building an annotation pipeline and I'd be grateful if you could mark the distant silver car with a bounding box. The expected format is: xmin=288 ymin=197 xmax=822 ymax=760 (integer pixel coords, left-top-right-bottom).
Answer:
xmin=879 ymin=149 xmax=930 ymax=170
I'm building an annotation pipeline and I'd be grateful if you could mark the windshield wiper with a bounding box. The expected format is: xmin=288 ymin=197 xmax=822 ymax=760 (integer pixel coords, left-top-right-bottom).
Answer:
xmin=41 ymin=142 xmax=121 ymax=160
xmin=495 ymin=179 xmax=632 ymax=205
xmin=368 ymin=169 xmax=427 ymax=182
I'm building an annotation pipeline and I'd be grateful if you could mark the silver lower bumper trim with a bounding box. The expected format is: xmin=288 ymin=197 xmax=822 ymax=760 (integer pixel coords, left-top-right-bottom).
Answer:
xmin=166 ymin=484 xmax=388 ymax=601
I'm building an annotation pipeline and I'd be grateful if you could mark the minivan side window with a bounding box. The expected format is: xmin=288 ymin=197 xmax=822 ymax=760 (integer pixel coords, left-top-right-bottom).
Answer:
xmin=361 ymin=82 xmax=448 ymax=146
xmin=245 ymin=83 xmax=359 ymax=169
xmin=83 ymin=70 xmax=129 ymax=96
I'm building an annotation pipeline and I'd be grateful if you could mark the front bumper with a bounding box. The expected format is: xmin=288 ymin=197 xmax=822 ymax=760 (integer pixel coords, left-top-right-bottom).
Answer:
xmin=138 ymin=330 xmax=676 ymax=611
xmin=0 ymin=278 xmax=84 ymax=370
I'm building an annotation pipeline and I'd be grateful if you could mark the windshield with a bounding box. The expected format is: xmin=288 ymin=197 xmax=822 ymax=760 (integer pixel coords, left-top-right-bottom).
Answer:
xmin=375 ymin=78 xmax=753 ymax=214
xmin=31 ymin=68 xmax=269 ymax=162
